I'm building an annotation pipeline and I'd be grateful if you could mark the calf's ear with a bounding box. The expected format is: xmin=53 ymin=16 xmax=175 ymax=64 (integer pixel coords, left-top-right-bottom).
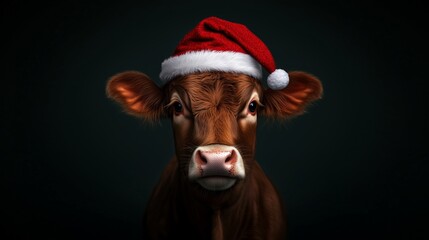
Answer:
xmin=261 ymin=71 xmax=323 ymax=119
xmin=106 ymin=71 xmax=165 ymax=121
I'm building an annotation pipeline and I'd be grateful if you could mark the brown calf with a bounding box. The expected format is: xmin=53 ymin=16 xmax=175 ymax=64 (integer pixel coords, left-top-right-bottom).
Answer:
xmin=107 ymin=70 xmax=322 ymax=239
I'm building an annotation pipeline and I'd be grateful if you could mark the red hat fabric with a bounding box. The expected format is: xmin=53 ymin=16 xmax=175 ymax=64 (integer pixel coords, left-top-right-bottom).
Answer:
xmin=160 ymin=16 xmax=289 ymax=90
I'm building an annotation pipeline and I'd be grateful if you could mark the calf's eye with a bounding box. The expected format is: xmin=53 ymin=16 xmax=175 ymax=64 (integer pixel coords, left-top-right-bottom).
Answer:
xmin=248 ymin=101 xmax=257 ymax=114
xmin=173 ymin=102 xmax=183 ymax=115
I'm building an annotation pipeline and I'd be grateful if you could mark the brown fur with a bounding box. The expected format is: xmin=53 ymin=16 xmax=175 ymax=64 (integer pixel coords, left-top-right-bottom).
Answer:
xmin=106 ymin=70 xmax=323 ymax=239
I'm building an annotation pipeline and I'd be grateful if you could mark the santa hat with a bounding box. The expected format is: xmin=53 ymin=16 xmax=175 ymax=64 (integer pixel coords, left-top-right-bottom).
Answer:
xmin=159 ymin=16 xmax=289 ymax=90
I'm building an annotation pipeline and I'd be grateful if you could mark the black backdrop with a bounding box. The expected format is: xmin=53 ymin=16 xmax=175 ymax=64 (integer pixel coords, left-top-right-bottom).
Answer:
xmin=3 ymin=1 xmax=427 ymax=239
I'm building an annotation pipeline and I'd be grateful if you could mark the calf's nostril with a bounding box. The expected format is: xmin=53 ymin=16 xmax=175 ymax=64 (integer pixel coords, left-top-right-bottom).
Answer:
xmin=225 ymin=150 xmax=235 ymax=163
xmin=197 ymin=150 xmax=208 ymax=164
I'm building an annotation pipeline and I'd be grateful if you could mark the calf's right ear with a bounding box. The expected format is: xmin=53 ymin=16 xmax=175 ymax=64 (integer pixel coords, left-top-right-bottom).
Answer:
xmin=106 ymin=71 xmax=165 ymax=121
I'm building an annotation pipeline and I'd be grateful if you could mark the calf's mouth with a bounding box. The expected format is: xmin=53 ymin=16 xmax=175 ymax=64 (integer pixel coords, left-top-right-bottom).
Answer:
xmin=196 ymin=176 xmax=237 ymax=191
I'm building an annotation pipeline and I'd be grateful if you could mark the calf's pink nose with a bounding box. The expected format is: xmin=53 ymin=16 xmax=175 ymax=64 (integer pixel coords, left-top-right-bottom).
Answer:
xmin=195 ymin=149 xmax=236 ymax=175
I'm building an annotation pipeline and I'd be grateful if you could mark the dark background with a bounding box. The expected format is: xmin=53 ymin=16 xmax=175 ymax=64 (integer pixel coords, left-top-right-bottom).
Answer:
xmin=2 ymin=0 xmax=427 ymax=239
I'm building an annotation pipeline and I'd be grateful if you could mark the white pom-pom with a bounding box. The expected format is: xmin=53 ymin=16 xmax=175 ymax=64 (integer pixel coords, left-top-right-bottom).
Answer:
xmin=267 ymin=69 xmax=289 ymax=90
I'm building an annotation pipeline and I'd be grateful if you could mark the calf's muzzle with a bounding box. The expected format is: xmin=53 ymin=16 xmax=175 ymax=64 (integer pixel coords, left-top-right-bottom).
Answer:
xmin=188 ymin=144 xmax=245 ymax=191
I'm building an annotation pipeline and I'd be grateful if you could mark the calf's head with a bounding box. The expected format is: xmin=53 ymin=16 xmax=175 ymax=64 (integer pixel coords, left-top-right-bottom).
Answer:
xmin=107 ymin=17 xmax=323 ymax=206
xmin=107 ymin=70 xmax=322 ymax=194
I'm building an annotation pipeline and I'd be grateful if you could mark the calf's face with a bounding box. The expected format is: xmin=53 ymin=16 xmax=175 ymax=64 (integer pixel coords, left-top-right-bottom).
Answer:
xmin=166 ymin=73 xmax=262 ymax=191
xmin=107 ymin=70 xmax=322 ymax=192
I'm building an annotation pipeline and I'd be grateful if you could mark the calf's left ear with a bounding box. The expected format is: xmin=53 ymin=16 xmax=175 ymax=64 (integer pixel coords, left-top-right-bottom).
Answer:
xmin=261 ymin=71 xmax=323 ymax=119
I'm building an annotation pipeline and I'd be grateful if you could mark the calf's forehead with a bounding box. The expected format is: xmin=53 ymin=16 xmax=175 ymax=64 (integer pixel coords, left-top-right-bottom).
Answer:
xmin=166 ymin=73 xmax=263 ymax=111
